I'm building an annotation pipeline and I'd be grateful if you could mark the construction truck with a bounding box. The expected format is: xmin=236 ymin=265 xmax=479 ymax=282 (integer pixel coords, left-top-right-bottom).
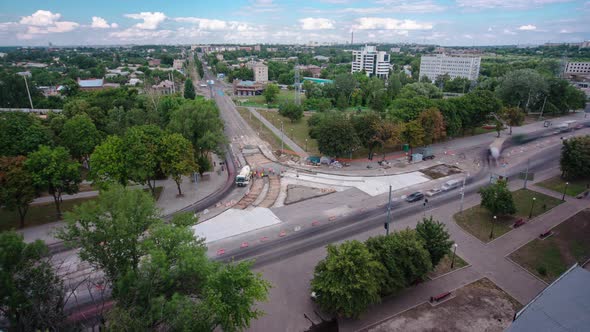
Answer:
xmin=235 ymin=165 xmax=251 ymax=187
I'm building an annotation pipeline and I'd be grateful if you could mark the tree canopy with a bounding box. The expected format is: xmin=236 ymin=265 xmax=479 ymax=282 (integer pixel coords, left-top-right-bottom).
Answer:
xmin=560 ymin=135 xmax=590 ymax=180
xmin=479 ymin=179 xmax=516 ymax=216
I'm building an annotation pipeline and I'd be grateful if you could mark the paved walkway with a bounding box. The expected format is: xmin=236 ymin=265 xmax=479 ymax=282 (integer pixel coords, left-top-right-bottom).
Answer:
xmin=338 ymin=174 xmax=590 ymax=331
xmin=17 ymin=154 xmax=229 ymax=245
xmin=248 ymin=107 xmax=309 ymax=159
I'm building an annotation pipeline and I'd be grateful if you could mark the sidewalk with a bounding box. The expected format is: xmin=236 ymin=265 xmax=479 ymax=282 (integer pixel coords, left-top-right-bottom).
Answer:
xmin=17 ymin=154 xmax=229 ymax=245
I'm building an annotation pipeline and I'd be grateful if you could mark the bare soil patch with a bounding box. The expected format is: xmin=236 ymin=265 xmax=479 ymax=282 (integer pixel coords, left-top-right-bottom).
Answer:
xmin=421 ymin=164 xmax=462 ymax=179
xmin=284 ymin=184 xmax=335 ymax=205
xmin=366 ymin=278 xmax=521 ymax=332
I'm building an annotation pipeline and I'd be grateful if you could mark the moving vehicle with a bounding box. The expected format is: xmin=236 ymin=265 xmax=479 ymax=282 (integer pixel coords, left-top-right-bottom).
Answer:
xmin=442 ymin=179 xmax=462 ymax=191
xmin=425 ymin=188 xmax=442 ymax=197
xmin=235 ymin=165 xmax=251 ymax=187
xmin=556 ymin=120 xmax=577 ymax=132
xmin=406 ymin=192 xmax=424 ymax=202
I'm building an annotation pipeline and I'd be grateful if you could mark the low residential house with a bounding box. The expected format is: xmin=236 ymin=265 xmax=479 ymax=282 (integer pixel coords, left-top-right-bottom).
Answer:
xmin=78 ymin=78 xmax=105 ymax=91
xmin=126 ymin=78 xmax=143 ymax=86
xmin=173 ymin=59 xmax=185 ymax=70
xmin=37 ymin=86 xmax=60 ymax=97
xmin=152 ymin=80 xmax=175 ymax=94
xmin=300 ymin=65 xmax=321 ymax=78
xmin=17 ymin=71 xmax=32 ymax=78
xmin=233 ymin=80 xmax=264 ymax=96
xmin=148 ymin=59 xmax=161 ymax=66
xmin=313 ymin=55 xmax=329 ymax=61
xmin=216 ymin=54 xmax=224 ymax=61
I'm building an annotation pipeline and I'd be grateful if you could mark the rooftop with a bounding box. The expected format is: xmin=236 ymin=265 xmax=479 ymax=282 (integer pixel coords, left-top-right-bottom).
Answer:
xmin=508 ymin=264 xmax=590 ymax=332
xmin=77 ymin=78 xmax=104 ymax=88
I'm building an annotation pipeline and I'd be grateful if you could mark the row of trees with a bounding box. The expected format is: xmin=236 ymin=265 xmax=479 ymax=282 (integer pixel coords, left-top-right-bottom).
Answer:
xmin=311 ymin=217 xmax=453 ymax=318
xmin=1 ymin=187 xmax=271 ymax=330
xmin=0 ymin=90 xmax=225 ymax=228
xmin=560 ymin=135 xmax=590 ymax=180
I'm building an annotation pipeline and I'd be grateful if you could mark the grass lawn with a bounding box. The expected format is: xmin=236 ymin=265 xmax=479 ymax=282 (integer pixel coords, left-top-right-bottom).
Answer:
xmin=256 ymin=109 xmax=320 ymax=155
xmin=429 ymin=252 xmax=468 ymax=279
xmin=236 ymin=107 xmax=292 ymax=153
xmin=512 ymin=189 xmax=563 ymax=219
xmin=0 ymin=197 xmax=96 ymax=231
xmin=455 ymin=189 xmax=563 ymax=243
xmin=235 ymin=89 xmax=305 ymax=108
xmin=536 ymin=176 xmax=590 ymax=197
xmin=509 ymin=209 xmax=590 ymax=283
xmin=455 ymin=206 xmax=514 ymax=243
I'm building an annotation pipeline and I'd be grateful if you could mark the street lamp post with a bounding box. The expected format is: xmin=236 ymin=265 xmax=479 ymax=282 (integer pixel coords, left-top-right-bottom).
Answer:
xmin=451 ymin=243 xmax=458 ymax=269
xmin=280 ymin=121 xmax=284 ymax=155
xmin=562 ymin=182 xmax=569 ymax=201
xmin=489 ymin=215 xmax=497 ymax=239
xmin=305 ymin=138 xmax=308 ymax=152
xmin=529 ymin=197 xmax=536 ymax=219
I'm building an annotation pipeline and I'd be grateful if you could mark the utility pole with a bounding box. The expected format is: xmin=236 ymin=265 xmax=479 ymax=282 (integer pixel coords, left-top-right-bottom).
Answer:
xmin=538 ymin=95 xmax=547 ymax=121
xmin=459 ymin=175 xmax=466 ymax=212
xmin=385 ymin=185 xmax=392 ymax=235
xmin=23 ymin=75 xmax=34 ymax=109
xmin=281 ymin=121 xmax=284 ymax=155
xmin=523 ymin=159 xmax=530 ymax=189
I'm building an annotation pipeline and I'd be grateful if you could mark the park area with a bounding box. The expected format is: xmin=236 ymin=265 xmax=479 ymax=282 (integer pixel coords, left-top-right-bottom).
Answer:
xmin=428 ymin=253 xmax=468 ymax=279
xmin=509 ymin=209 xmax=590 ymax=283
xmin=234 ymin=89 xmax=305 ymax=108
xmin=367 ymin=278 xmax=521 ymax=332
xmin=536 ymin=176 xmax=590 ymax=197
xmin=455 ymin=189 xmax=562 ymax=243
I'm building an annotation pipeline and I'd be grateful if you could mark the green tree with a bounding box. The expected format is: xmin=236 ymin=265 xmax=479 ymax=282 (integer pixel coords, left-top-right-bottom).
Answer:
xmin=59 ymin=114 xmax=101 ymax=164
xmin=402 ymin=120 xmax=425 ymax=155
xmin=311 ymin=240 xmax=384 ymax=318
xmin=316 ymin=115 xmax=360 ymax=157
xmin=56 ymin=186 xmax=160 ymax=282
xmin=0 ymin=156 xmax=37 ymax=228
xmin=418 ymin=108 xmax=446 ymax=145
xmin=278 ymin=102 xmax=304 ymax=123
xmin=496 ymin=69 xmax=548 ymax=112
xmin=161 ymin=133 xmax=198 ymax=196
xmin=0 ymin=232 xmax=65 ymax=331
xmin=89 ymin=135 xmax=128 ymax=188
xmin=501 ymin=107 xmax=525 ymax=135
xmin=387 ymin=73 xmax=402 ymax=98
xmin=399 ymin=82 xmax=443 ymax=99
xmin=479 ymin=179 xmax=516 ymax=216
xmin=124 ymin=125 xmax=164 ymax=196
xmin=416 ymin=217 xmax=454 ymax=267
xmin=25 ymin=146 xmax=80 ymax=218
xmin=184 ymin=78 xmax=196 ymax=99
xmin=560 ymin=135 xmax=590 ymax=180
xmin=196 ymin=154 xmax=212 ymax=177
xmin=0 ymin=112 xmax=52 ymax=157
xmin=352 ymin=112 xmax=381 ymax=159
xmin=333 ymin=73 xmax=357 ymax=105
xmin=263 ymin=83 xmax=280 ymax=104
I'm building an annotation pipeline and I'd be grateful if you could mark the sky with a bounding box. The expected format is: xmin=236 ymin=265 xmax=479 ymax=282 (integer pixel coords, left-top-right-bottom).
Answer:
xmin=0 ymin=0 xmax=589 ymax=46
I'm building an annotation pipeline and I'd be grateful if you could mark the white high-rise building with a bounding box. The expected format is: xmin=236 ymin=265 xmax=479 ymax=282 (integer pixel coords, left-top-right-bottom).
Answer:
xmin=351 ymin=45 xmax=391 ymax=79
xmin=419 ymin=55 xmax=481 ymax=82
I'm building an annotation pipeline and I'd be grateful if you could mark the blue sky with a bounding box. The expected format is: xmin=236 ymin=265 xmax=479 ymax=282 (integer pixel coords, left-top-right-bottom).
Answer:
xmin=0 ymin=0 xmax=588 ymax=46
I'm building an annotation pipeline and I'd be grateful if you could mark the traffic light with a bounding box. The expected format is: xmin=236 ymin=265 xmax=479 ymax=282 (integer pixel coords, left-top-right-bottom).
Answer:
xmin=384 ymin=222 xmax=389 ymax=231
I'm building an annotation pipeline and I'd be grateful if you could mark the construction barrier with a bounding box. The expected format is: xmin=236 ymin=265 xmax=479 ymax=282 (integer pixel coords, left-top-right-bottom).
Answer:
xmin=240 ymin=242 xmax=249 ymax=248
xmin=216 ymin=249 xmax=226 ymax=256
xmin=329 ymin=216 xmax=336 ymax=221
xmin=260 ymin=236 xmax=268 ymax=242
xmin=279 ymin=230 xmax=286 ymax=237
xmin=312 ymin=221 xmax=320 ymax=226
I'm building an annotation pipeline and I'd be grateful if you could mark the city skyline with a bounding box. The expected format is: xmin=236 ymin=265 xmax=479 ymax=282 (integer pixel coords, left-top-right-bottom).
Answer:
xmin=0 ymin=0 xmax=589 ymax=46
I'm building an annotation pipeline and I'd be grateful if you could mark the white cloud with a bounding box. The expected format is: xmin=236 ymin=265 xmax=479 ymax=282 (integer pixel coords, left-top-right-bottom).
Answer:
xmin=174 ymin=17 xmax=256 ymax=32
xmin=503 ymin=28 xmax=517 ymax=35
xmin=91 ymin=17 xmax=118 ymax=29
xmin=518 ymin=24 xmax=537 ymax=30
xmin=17 ymin=10 xmax=79 ymax=37
xmin=456 ymin=0 xmax=572 ymax=9
xmin=110 ymin=28 xmax=173 ymax=41
xmin=20 ymin=10 xmax=61 ymax=26
xmin=299 ymin=17 xmax=335 ymax=30
xmin=353 ymin=17 xmax=433 ymax=30
xmin=243 ymin=0 xmax=281 ymax=13
xmin=124 ymin=12 xmax=166 ymax=30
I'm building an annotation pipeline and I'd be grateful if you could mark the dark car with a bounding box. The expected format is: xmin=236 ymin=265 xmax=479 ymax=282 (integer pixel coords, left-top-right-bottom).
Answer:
xmin=406 ymin=192 xmax=424 ymax=202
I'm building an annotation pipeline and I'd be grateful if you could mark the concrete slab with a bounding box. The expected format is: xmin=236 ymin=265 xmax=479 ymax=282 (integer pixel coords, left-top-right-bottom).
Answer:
xmin=283 ymin=171 xmax=430 ymax=197
xmin=192 ymin=207 xmax=282 ymax=243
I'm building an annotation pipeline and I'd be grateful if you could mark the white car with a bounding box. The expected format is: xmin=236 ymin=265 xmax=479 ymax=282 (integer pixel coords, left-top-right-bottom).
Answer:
xmin=425 ymin=188 xmax=442 ymax=197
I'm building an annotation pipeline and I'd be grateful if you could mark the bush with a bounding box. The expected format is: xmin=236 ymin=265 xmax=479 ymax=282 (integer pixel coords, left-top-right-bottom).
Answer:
xmin=537 ymin=265 xmax=547 ymax=276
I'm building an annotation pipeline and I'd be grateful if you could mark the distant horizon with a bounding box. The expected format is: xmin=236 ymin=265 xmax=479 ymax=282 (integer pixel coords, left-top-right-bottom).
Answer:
xmin=1 ymin=1 xmax=589 ymax=47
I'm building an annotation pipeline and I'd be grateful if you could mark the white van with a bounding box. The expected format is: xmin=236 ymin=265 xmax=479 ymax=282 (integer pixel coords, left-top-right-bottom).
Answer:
xmin=441 ymin=179 xmax=462 ymax=191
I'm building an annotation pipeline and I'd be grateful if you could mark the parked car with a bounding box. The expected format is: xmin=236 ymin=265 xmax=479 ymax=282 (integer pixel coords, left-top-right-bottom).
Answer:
xmin=441 ymin=179 xmax=462 ymax=191
xmin=406 ymin=192 xmax=424 ymax=202
xmin=425 ymin=188 xmax=442 ymax=197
